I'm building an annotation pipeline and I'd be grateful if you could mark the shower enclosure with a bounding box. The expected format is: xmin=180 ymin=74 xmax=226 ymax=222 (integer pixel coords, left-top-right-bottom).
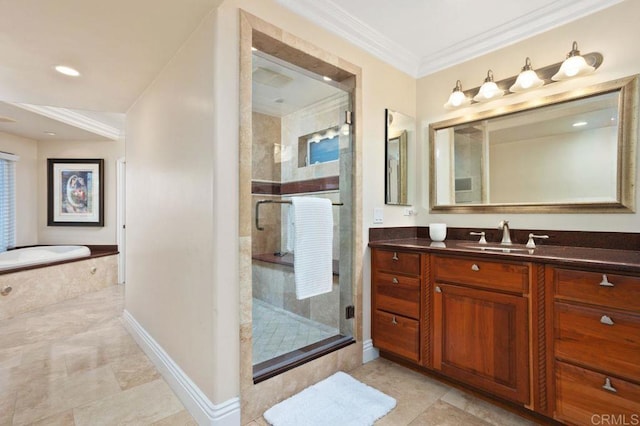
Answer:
xmin=251 ymin=51 xmax=354 ymax=380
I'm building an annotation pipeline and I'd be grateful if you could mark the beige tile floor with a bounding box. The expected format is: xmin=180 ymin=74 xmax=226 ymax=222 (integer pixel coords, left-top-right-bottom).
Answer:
xmin=3 ymin=283 xmax=542 ymax=426
xmin=0 ymin=284 xmax=195 ymax=426
xmin=247 ymin=358 xmax=542 ymax=426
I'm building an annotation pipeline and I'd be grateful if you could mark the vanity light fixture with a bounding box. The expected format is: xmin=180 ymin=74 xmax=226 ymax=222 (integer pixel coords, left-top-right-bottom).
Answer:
xmin=473 ymin=70 xmax=504 ymax=103
xmin=552 ymin=41 xmax=595 ymax=81
xmin=54 ymin=65 xmax=80 ymax=77
xmin=509 ymin=57 xmax=544 ymax=93
xmin=442 ymin=40 xmax=602 ymax=110
xmin=444 ymin=80 xmax=471 ymax=109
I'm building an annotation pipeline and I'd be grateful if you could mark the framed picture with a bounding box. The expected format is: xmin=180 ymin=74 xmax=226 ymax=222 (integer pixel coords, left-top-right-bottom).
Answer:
xmin=47 ymin=158 xmax=104 ymax=227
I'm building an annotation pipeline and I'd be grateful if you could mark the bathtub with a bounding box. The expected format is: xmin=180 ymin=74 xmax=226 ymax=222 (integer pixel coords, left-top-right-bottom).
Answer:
xmin=0 ymin=246 xmax=117 ymax=320
xmin=0 ymin=245 xmax=91 ymax=271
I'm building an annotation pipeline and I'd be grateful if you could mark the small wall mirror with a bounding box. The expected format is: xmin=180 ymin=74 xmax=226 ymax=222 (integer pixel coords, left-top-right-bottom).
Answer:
xmin=385 ymin=109 xmax=415 ymax=205
xmin=429 ymin=75 xmax=638 ymax=213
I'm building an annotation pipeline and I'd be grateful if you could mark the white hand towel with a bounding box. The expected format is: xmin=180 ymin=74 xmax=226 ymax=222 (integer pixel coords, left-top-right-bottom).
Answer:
xmin=291 ymin=197 xmax=333 ymax=300
xmin=286 ymin=204 xmax=295 ymax=253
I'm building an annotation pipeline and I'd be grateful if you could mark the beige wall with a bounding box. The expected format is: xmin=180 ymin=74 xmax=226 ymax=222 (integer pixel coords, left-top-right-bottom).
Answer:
xmin=123 ymin=0 xmax=640 ymax=416
xmin=417 ymin=0 xmax=640 ymax=232
xmin=125 ymin=5 xmax=221 ymax=403
xmin=123 ymin=0 xmax=414 ymax=409
xmin=37 ymin=139 xmax=124 ymax=245
xmin=0 ymin=132 xmax=38 ymax=246
xmin=0 ymin=132 xmax=122 ymax=247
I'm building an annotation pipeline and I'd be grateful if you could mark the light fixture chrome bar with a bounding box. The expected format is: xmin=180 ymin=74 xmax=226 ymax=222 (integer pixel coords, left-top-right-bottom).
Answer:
xmin=460 ymin=51 xmax=603 ymax=101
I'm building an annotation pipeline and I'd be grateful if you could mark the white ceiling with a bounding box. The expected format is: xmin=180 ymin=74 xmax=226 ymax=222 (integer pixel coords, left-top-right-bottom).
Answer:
xmin=0 ymin=0 xmax=222 ymax=113
xmin=252 ymin=54 xmax=345 ymax=117
xmin=0 ymin=0 xmax=624 ymax=140
xmin=277 ymin=0 xmax=624 ymax=77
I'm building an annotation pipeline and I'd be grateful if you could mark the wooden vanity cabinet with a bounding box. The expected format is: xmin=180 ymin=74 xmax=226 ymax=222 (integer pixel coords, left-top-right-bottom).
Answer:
xmin=371 ymin=249 xmax=425 ymax=363
xmin=432 ymin=255 xmax=531 ymax=405
xmin=548 ymin=266 xmax=640 ymax=425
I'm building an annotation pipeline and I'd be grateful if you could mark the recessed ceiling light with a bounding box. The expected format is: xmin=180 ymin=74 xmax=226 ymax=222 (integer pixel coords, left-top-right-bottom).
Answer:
xmin=44 ymin=131 xmax=56 ymax=136
xmin=323 ymin=76 xmax=332 ymax=82
xmin=572 ymin=121 xmax=588 ymax=127
xmin=251 ymin=47 xmax=258 ymax=52
xmin=54 ymin=65 xmax=80 ymax=77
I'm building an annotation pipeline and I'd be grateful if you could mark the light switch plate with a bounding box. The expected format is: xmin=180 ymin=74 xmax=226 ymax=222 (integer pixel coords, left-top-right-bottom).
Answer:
xmin=373 ymin=208 xmax=384 ymax=224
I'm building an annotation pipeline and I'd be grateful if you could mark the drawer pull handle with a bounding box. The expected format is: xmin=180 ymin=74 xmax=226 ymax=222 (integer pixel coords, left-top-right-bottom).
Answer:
xmin=392 ymin=252 xmax=399 ymax=261
xmin=600 ymin=315 xmax=615 ymax=326
xmin=391 ymin=316 xmax=398 ymax=325
xmin=392 ymin=277 xmax=399 ymax=284
xmin=435 ymin=286 xmax=442 ymax=293
xmin=599 ymin=274 xmax=614 ymax=287
xmin=471 ymin=264 xmax=480 ymax=271
xmin=602 ymin=378 xmax=617 ymax=393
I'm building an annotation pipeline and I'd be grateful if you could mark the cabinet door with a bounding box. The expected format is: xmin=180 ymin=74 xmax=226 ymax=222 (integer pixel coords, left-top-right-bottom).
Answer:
xmin=433 ymin=283 xmax=530 ymax=404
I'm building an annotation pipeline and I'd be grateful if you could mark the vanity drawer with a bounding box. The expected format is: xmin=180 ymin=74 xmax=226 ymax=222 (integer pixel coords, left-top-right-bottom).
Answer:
xmin=374 ymin=271 xmax=420 ymax=319
xmin=553 ymin=268 xmax=640 ymax=313
xmin=373 ymin=310 xmax=419 ymax=362
xmin=555 ymin=302 xmax=640 ymax=380
xmin=555 ymin=361 xmax=640 ymax=426
xmin=372 ymin=249 xmax=421 ymax=276
xmin=433 ymin=255 xmax=529 ymax=293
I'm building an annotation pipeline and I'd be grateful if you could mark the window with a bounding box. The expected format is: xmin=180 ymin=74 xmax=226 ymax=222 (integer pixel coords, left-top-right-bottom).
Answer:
xmin=0 ymin=152 xmax=18 ymax=252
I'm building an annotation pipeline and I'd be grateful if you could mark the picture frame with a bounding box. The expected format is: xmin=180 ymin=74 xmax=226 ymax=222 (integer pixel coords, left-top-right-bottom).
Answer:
xmin=47 ymin=158 xmax=104 ymax=227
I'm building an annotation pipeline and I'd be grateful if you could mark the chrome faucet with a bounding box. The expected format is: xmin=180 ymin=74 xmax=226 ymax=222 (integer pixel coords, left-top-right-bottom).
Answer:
xmin=498 ymin=220 xmax=512 ymax=245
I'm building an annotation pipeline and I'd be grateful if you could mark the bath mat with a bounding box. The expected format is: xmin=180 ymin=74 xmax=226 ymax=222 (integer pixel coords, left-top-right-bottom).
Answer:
xmin=263 ymin=371 xmax=396 ymax=426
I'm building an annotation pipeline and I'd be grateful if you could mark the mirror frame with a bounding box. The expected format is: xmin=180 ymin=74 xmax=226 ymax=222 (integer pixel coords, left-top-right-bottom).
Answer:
xmin=385 ymin=108 xmax=412 ymax=205
xmin=429 ymin=75 xmax=639 ymax=213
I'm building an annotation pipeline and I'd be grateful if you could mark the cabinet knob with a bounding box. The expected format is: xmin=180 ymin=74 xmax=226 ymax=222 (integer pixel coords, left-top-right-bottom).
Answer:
xmin=599 ymin=274 xmax=614 ymax=287
xmin=600 ymin=315 xmax=615 ymax=326
xmin=391 ymin=316 xmax=398 ymax=325
xmin=471 ymin=264 xmax=480 ymax=271
xmin=392 ymin=252 xmax=399 ymax=261
xmin=602 ymin=377 xmax=617 ymax=393
xmin=435 ymin=286 xmax=442 ymax=293
xmin=392 ymin=277 xmax=399 ymax=284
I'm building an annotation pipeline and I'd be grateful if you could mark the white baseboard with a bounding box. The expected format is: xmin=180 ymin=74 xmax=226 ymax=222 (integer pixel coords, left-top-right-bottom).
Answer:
xmin=122 ymin=310 xmax=241 ymax=425
xmin=362 ymin=339 xmax=379 ymax=363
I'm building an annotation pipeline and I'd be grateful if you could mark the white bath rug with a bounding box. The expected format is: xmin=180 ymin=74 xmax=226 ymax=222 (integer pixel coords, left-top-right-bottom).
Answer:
xmin=263 ymin=371 xmax=396 ymax=426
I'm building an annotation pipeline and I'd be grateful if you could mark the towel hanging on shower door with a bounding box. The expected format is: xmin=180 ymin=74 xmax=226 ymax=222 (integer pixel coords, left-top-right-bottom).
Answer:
xmin=290 ymin=196 xmax=333 ymax=300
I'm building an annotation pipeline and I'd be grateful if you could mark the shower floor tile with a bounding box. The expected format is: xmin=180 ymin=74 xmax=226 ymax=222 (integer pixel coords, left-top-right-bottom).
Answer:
xmin=252 ymin=299 xmax=338 ymax=365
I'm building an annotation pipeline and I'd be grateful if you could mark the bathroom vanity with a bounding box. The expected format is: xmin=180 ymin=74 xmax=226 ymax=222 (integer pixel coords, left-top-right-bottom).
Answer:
xmin=370 ymin=229 xmax=640 ymax=425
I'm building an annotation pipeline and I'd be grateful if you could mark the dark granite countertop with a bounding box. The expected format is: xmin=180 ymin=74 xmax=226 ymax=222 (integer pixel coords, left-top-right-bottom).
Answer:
xmin=369 ymin=238 xmax=640 ymax=274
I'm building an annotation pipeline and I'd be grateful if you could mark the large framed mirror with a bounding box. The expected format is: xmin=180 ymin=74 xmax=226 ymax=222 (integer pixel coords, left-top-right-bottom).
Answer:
xmin=429 ymin=75 xmax=638 ymax=213
xmin=385 ymin=109 xmax=415 ymax=205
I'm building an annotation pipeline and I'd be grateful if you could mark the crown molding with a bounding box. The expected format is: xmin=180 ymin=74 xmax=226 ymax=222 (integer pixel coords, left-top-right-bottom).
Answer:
xmin=275 ymin=0 xmax=420 ymax=77
xmin=417 ymin=0 xmax=625 ymax=77
xmin=8 ymin=103 xmax=122 ymax=140
xmin=277 ymin=0 xmax=623 ymax=79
